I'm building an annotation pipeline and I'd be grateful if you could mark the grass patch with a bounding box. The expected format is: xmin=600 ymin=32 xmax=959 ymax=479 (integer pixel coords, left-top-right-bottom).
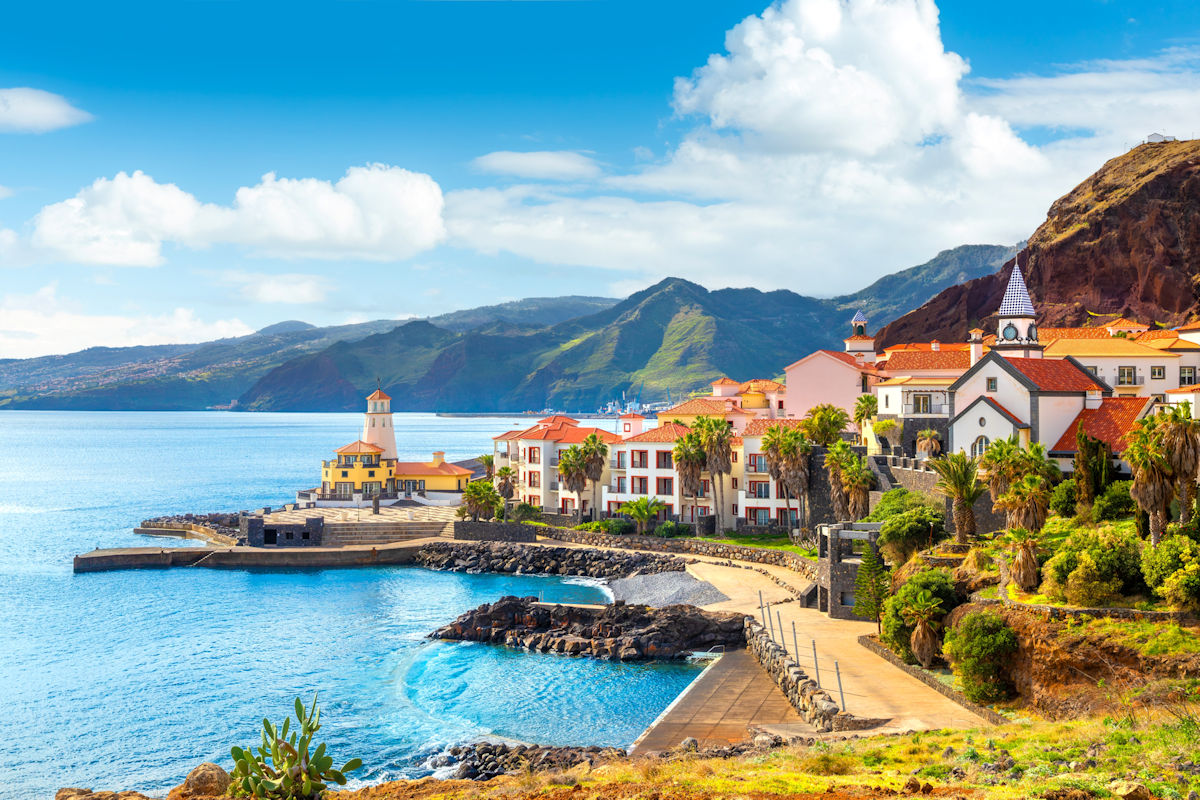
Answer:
xmin=1060 ymin=617 xmax=1200 ymax=657
xmin=691 ymin=535 xmax=817 ymax=558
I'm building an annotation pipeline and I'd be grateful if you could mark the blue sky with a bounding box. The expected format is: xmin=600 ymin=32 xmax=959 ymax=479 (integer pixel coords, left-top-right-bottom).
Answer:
xmin=3 ymin=0 xmax=1200 ymax=357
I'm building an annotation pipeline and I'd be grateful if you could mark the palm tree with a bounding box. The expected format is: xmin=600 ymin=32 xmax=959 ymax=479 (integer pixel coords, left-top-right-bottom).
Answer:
xmin=479 ymin=454 xmax=495 ymax=480
xmin=762 ymin=424 xmax=793 ymax=527
xmin=853 ymin=395 xmax=878 ymax=444
xmin=900 ymin=589 xmax=944 ymax=668
xmin=495 ymin=466 xmax=517 ymax=521
xmin=580 ymin=432 xmax=609 ymax=522
xmin=928 ymin=452 xmax=986 ymax=544
xmin=673 ymin=430 xmax=706 ymax=528
xmin=781 ymin=427 xmax=813 ymax=534
xmin=556 ymin=445 xmax=589 ymax=520
xmin=1015 ymin=442 xmax=1061 ymax=485
xmin=1006 ymin=527 xmax=1040 ymax=592
xmin=803 ymin=404 xmax=850 ymax=447
xmin=994 ymin=474 xmax=1052 ymax=534
xmin=1126 ymin=418 xmax=1174 ymax=545
xmin=979 ymin=437 xmax=1020 ymax=526
xmin=463 ymin=479 xmax=501 ymax=521
xmin=694 ymin=416 xmax=735 ymax=533
xmin=1160 ymin=402 xmax=1200 ymax=525
xmin=619 ymin=496 xmax=666 ymax=535
xmin=916 ymin=429 xmax=942 ymax=459
xmin=841 ymin=455 xmax=875 ymax=521
xmin=824 ymin=440 xmax=855 ymax=521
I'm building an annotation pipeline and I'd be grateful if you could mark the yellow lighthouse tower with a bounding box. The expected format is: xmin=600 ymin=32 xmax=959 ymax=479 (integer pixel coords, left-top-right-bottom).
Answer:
xmin=361 ymin=386 xmax=397 ymax=460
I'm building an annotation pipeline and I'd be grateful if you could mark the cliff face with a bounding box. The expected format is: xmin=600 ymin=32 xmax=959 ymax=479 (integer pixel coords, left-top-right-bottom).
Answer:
xmin=878 ymin=140 xmax=1200 ymax=347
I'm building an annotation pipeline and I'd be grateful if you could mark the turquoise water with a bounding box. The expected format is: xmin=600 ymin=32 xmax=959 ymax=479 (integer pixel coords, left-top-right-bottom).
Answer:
xmin=0 ymin=412 xmax=697 ymax=799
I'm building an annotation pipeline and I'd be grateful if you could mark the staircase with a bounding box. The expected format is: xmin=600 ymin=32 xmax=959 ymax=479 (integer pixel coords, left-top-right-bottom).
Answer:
xmin=322 ymin=521 xmax=454 ymax=546
xmin=868 ymin=455 xmax=897 ymax=507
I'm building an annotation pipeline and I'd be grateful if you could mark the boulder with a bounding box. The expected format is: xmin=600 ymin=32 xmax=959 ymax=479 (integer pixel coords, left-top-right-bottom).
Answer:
xmin=167 ymin=763 xmax=231 ymax=800
xmin=1108 ymin=781 xmax=1152 ymax=800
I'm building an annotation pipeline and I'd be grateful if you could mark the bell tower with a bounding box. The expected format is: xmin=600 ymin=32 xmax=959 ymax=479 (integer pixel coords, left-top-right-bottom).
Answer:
xmin=844 ymin=309 xmax=876 ymax=363
xmin=993 ymin=256 xmax=1043 ymax=359
xmin=361 ymin=384 xmax=397 ymax=459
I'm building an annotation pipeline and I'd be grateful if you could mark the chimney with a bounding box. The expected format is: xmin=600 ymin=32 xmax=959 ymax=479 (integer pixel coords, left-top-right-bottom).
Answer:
xmin=930 ymin=339 xmax=941 ymax=352
xmin=432 ymin=451 xmax=445 ymax=466
xmin=968 ymin=329 xmax=984 ymax=366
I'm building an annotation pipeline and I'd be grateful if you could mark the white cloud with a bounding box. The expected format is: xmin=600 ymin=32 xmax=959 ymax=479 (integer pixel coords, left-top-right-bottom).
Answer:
xmin=0 ymin=88 xmax=92 ymax=133
xmin=0 ymin=185 xmax=12 ymax=199
xmin=219 ymin=271 xmax=332 ymax=304
xmin=31 ymin=164 xmax=446 ymax=266
xmin=0 ymin=283 xmax=253 ymax=359
xmin=472 ymin=150 xmax=602 ymax=180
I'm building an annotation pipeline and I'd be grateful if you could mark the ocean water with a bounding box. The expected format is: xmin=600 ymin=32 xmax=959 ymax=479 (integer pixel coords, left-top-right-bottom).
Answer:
xmin=0 ymin=411 xmax=698 ymax=799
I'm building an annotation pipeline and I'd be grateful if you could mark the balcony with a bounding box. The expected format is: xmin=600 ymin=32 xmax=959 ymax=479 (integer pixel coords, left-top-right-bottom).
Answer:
xmin=609 ymin=458 xmax=627 ymax=470
xmin=901 ymin=403 xmax=947 ymax=416
xmin=746 ymin=463 xmax=769 ymax=475
xmin=549 ymin=457 xmax=560 ymax=467
xmin=1115 ymin=374 xmax=1145 ymax=387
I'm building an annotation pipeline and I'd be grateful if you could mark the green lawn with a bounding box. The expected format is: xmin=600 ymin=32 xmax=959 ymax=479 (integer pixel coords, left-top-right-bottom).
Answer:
xmin=686 ymin=534 xmax=817 ymax=559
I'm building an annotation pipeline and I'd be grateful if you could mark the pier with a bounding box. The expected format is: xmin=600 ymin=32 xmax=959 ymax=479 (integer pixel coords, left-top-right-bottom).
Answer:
xmin=72 ymin=540 xmax=440 ymax=573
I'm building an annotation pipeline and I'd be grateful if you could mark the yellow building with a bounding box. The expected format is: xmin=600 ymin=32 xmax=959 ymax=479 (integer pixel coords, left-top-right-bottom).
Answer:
xmin=321 ymin=440 xmax=393 ymax=498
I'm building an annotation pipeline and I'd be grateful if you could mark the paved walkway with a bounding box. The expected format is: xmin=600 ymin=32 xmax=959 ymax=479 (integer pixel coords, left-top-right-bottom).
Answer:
xmin=264 ymin=504 xmax=458 ymax=525
xmin=630 ymin=649 xmax=810 ymax=755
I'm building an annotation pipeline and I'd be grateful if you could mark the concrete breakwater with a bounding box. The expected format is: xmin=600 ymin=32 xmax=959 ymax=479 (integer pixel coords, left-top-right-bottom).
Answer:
xmin=413 ymin=541 xmax=688 ymax=579
xmin=432 ymin=595 xmax=746 ymax=660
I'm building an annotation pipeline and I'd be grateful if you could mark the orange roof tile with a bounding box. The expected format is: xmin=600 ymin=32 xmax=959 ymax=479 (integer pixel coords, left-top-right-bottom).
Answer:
xmin=335 ymin=440 xmax=384 ymax=454
xmin=1178 ymin=320 xmax=1200 ymax=332
xmin=493 ymin=429 xmax=525 ymax=441
xmin=1006 ymin=357 xmax=1105 ymax=392
xmin=393 ymin=460 xmax=474 ymax=476
xmin=618 ymin=412 xmax=646 ymax=419
xmin=878 ymin=349 xmax=972 ymax=372
xmin=1052 ymin=397 xmax=1152 ymax=452
xmin=739 ymin=378 xmax=785 ymax=393
xmin=1166 ymin=383 xmax=1200 ymax=394
xmin=741 ymin=418 xmax=806 ymax=437
xmin=1037 ymin=326 xmax=1115 ymax=342
xmin=1107 ymin=317 xmax=1149 ymax=329
xmin=711 ymin=378 xmax=740 ymax=386
xmin=843 ymin=334 xmax=875 ymax=342
xmin=366 ymin=388 xmax=391 ymax=401
xmin=536 ymin=415 xmax=579 ymax=426
xmin=1135 ymin=328 xmax=1182 ymax=341
xmin=1043 ymin=338 xmax=1178 ymax=358
xmin=657 ymin=397 xmax=754 ymax=417
xmin=1140 ymin=337 xmax=1200 ymax=351
xmin=622 ymin=422 xmax=691 ymax=443
xmin=983 ymin=398 xmax=1027 ymax=428
xmin=521 ymin=422 xmax=621 ymax=444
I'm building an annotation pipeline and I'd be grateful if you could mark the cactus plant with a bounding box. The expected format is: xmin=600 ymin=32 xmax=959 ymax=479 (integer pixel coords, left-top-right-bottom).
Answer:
xmin=229 ymin=694 xmax=362 ymax=799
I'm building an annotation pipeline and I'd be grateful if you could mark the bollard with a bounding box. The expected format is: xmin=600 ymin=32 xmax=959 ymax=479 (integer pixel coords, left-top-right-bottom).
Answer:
xmin=759 ymin=591 xmax=767 ymax=627
xmin=776 ymin=610 xmax=784 ymax=652
xmin=812 ymin=639 xmax=821 ymax=687
xmin=767 ymin=603 xmax=776 ymax=640
xmin=835 ymin=660 xmax=846 ymax=711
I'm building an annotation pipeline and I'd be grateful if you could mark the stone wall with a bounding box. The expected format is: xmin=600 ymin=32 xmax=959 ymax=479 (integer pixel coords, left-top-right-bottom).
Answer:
xmin=240 ymin=515 xmax=324 ymax=547
xmin=539 ymin=529 xmax=817 ymax=580
xmin=452 ymin=521 xmax=539 ymax=542
xmin=413 ymin=541 xmax=686 ymax=578
xmin=882 ymin=457 xmax=1006 ymax=535
xmin=539 ymin=511 xmax=579 ymax=527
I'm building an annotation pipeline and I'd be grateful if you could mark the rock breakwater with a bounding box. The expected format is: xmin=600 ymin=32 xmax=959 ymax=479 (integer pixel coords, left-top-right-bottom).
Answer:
xmin=431 ymin=742 xmax=625 ymax=781
xmin=432 ymin=595 xmax=746 ymax=660
xmin=414 ymin=541 xmax=687 ymax=578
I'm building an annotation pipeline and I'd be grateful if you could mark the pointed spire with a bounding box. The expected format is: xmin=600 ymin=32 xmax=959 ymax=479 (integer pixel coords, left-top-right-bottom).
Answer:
xmin=851 ymin=309 xmax=868 ymax=324
xmin=998 ymin=256 xmax=1036 ymax=317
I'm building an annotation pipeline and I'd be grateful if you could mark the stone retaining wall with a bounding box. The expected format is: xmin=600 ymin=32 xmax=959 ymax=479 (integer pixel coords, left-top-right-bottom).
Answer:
xmin=539 ymin=529 xmax=817 ymax=580
xmin=743 ymin=618 xmax=885 ymax=732
xmin=452 ymin=521 xmax=539 ymax=542
xmin=414 ymin=541 xmax=687 ymax=578
xmin=857 ymin=634 xmax=1006 ymax=726
xmin=136 ymin=519 xmax=239 ymax=547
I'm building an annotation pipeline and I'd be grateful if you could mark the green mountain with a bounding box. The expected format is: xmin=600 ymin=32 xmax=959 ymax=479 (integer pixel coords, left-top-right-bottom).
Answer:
xmin=0 ymin=296 xmax=617 ymax=410
xmin=239 ymin=244 xmax=1015 ymax=412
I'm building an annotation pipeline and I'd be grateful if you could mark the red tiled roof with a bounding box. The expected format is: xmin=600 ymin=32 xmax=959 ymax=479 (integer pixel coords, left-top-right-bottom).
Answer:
xmin=1167 ymin=382 xmax=1200 ymax=394
xmin=883 ymin=342 xmax=971 ymax=351
xmin=982 ymin=398 xmax=1027 ymax=428
xmin=537 ymin=415 xmax=579 ymax=426
xmin=843 ymin=334 xmax=875 ymax=342
xmin=658 ymin=397 xmax=753 ymax=417
xmin=521 ymin=422 xmax=621 ymax=444
xmin=366 ymin=388 xmax=391 ymax=401
xmin=335 ymin=440 xmax=384 ymax=454
xmin=1006 ymin=357 xmax=1105 ymax=392
xmin=742 ymin=418 xmax=806 ymax=437
xmin=1107 ymin=317 xmax=1149 ymax=329
xmin=618 ymin=413 xmax=645 ymax=420
xmin=1178 ymin=320 xmax=1200 ymax=332
xmin=1052 ymin=397 xmax=1152 ymax=453
xmin=739 ymin=378 xmax=785 ymax=393
xmin=1038 ymin=327 xmax=1115 ymax=342
xmin=393 ymin=460 xmax=474 ymax=476
xmin=493 ymin=429 xmax=524 ymax=441
xmin=711 ymin=378 xmax=740 ymax=386
xmin=878 ymin=349 xmax=972 ymax=372
xmin=622 ymin=422 xmax=691 ymax=443
xmin=1136 ymin=329 xmax=1183 ymax=341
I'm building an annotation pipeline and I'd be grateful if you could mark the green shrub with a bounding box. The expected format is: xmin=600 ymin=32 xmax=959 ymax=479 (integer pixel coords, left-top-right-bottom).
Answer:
xmin=1094 ymin=480 xmax=1136 ymax=521
xmin=878 ymin=506 xmax=946 ymax=565
xmin=881 ymin=568 xmax=958 ymax=663
xmin=1165 ymin=518 xmax=1200 ymax=542
xmin=1049 ymin=478 xmax=1077 ymax=518
xmin=603 ymin=518 xmax=635 ymax=536
xmin=653 ymin=520 xmax=689 ymax=538
xmin=1042 ymin=526 xmax=1144 ymax=603
xmin=573 ymin=521 xmax=605 ymax=532
xmin=865 ymin=488 xmax=940 ymax=522
xmin=510 ymin=502 xmax=541 ymax=522
xmin=943 ymin=611 xmax=1018 ymax=703
xmin=1160 ymin=562 xmax=1200 ymax=612
xmin=1142 ymin=534 xmax=1200 ymax=592
xmin=1064 ymin=552 xmax=1123 ymax=607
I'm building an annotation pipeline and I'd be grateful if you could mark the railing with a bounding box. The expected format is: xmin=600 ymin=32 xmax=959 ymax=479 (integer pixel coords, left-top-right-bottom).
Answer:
xmin=549 ymin=481 xmax=560 ymax=491
xmin=901 ymin=403 xmax=947 ymax=415
xmin=1115 ymin=374 xmax=1145 ymax=386
xmin=609 ymin=458 xmax=626 ymax=470
xmin=299 ymin=490 xmax=401 ymax=501
xmin=549 ymin=457 xmax=559 ymax=466
xmin=746 ymin=463 xmax=769 ymax=474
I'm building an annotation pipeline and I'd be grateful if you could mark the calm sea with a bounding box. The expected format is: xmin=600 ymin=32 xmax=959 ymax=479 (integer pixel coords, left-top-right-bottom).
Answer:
xmin=0 ymin=411 xmax=698 ymax=799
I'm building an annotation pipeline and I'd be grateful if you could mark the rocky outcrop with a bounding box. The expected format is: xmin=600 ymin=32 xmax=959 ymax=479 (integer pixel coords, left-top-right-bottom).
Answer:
xmin=166 ymin=763 xmax=231 ymax=800
xmin=879 ymin=140 xmax=1200 ymax=346
xmin=56 ymin=792 xmax=153 ymax=800
xmin=413 ymin=541 xmax=687 ymax=578
xmin=140 ymin=513 xmax=240 ymax=538
xmin=430 ymin=742 xmax=625 ymax=781
xmin=431 ymin=595 xmax=745 ymax=660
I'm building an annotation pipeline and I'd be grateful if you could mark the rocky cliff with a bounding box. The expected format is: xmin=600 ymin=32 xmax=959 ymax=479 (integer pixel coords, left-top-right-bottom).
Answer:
xmin=879 ymin=140 xmax=1200 ymax=346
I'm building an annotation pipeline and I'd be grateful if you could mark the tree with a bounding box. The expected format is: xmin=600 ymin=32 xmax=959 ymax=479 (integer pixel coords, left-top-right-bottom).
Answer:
xmin=853 ymin=395 xmax=878 ymax=444
xmin=1005 ymin=527 xmax=1040 ymax=592
xmin=803 ymin=404 xmax=850 ymax=447
xmin=1073 ymin=430 xmax=1111 ymax=512
xmin=694 ymin=416 xmax=735 ymax=533
xmin=462 ymin=480 xmax=501 ymax=521
xmin=994 ymin=474 xmax=1052 ymax=534
xmin=842 ymin=455 xmax=875 ymax=521
xmin=762 ymin=424 xmax=796 ymax=529
xmin=853 ymin=544 xmax=890 ymax=633
xmin=871 ymin=419 xmax=898 ymax=452
xmin=580 ymin=432 xmax=610 ymax=523
xmin=780 ymin=427 xmax=813 ymax=534
xmin=1126 ymin=417 xmax=1174 ymax=545
xmin=927 ymin=452 xmax=986 ymax=544
xmin=979 ymin=436 xmax=1020 ymax=510
xmin=900 ymin=589 xmax=944 ymax=668
xmin=556 ymin=445 xmax=589 ymax=519
xmin=1160 ymin=402 xmax=1200 ymax=525
xmin=479 ymin=454 xmax=495 ymax=480
xmin=673 ymin=430 xmax=706 ymax=527
xmin=824 ymin=440 xmax=855 ymax=521
xmin=916 ymin=429 xmax=942 ymax=458
xmin=494 ymin=466 xmax=517 ymax=521
xmin=619 ymin=496 xmax=666 ymax=535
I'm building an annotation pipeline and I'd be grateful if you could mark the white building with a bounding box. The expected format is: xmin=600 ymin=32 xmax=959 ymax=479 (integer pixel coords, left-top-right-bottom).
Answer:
xmin=601 ymin=420 xmax=716 ymax=522
xmin=492 ymin=416 xmax=620 ymax=515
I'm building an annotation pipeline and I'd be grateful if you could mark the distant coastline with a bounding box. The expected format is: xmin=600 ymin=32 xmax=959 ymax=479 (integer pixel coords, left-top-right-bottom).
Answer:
xmin=436 ymin=411 xmax=620 ymax=419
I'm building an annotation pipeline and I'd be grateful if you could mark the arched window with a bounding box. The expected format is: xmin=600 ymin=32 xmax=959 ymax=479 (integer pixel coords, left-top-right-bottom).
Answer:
xmin=971 ymin=436 xmax=990 ymax=457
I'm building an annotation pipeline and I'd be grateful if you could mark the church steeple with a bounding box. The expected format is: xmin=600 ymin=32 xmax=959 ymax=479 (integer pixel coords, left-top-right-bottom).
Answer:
xmin=844 ymin=308 xmax=876 ymax=363
xmin=993 ymin=255 xmax=1042 ymax=358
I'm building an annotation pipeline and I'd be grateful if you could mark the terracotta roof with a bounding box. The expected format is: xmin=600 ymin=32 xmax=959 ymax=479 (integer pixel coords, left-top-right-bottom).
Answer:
xmin=1043 ymin=338 xmax=1179 ymax=359
xmin=1167 ymin=383 xmax=1200 ymax=394
xmin=1051 ymin=397 xmax=1152 ymax=453
xmin=1140 ymin=337 xmax=1200 ymax=351
xmin=785 ymin=349 xmax=876 ymax=372
xmin=657 ymin=397 xmax=753 ymax=417
xmin=622 ymin=422 xmax=691 ymax=443
xmin=739 ymin=378 xmax=785 ymax=393
xmin=875 ymin=376 xmax=956 ymax=386
xmin=618 ymin=413 xmax=645 ymax=419
xmin=335 ymin=440 xmax=384 ymax=454
xmin=366 ymin=388 xmax=391 ymax=401
xmin=393 ymin=460 xmax=474 ymax=476
xmin=493 ymin=429 xmax=524 ymax=441
xmin=982 ymin=397 xmax=1028 ymax=428
xmin=1106 ymin=317 xmax=1149 ymax=330
xmin=878 ymin=349 xmax=972 ymax=372
xmin=537 ymin=415 xmax=579 ymax=426
xmin=1005 ymin=357 xmax=1105 ymax=392
xmin=843 ymin=334 xmax=875 ymax=342
xmin=520 ymin=422 xmax=621 ymax=444
xmin=741 ymin=418 xmax=806 ymax=437
xmin=883 ymin=342 xmax=971 ymax=352
xmin=1135 ymin=328 xmax=1183 ymax=341
xmin=1038 ymin=326 xmax=1115 ymax=342
xmin=711 ymin=378 xmax=740 ymax=386
xmin=1178 ymin=320 xmax=1200 ymax=332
